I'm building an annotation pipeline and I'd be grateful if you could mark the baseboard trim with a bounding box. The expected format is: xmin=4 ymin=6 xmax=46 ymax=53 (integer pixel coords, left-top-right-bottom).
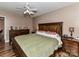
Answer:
xmin=5 ymin=40 xmax=9 ymax=43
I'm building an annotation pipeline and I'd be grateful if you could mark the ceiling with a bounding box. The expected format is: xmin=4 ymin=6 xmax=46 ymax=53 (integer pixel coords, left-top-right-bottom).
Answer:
xmin=0 ymin=2 xmax=75 ymax=17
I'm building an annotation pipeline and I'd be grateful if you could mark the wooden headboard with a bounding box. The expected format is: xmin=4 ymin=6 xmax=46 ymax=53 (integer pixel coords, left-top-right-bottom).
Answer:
xmin=38 ymin=22 xmax=63 ymax=36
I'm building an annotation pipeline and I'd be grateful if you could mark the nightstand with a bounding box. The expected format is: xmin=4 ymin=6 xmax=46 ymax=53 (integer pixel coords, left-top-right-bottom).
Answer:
xmin=62 ymin=37 xmax=79 ymax=56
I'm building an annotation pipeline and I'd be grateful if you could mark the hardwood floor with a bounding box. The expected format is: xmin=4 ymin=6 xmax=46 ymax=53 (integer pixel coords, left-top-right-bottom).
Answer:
xmin=0 ymin=42 xmax=16 ymax=57
xmin=0 ymin=41 xmax=74 ymax=57
xmin=54 ymin=47 xmax=79 ymax=57
xmin=53 ymin=48 xmax=70 ymax=57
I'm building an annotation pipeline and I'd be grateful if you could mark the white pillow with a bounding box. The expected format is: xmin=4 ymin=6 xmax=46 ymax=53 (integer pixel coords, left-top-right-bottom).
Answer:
xmin=36 ymin=31 xmax=58 ymax=38
xmin=36 ymin=31 xmax=62 ymax=46
xmin=36 ymin=31 xmax=46 ymax=36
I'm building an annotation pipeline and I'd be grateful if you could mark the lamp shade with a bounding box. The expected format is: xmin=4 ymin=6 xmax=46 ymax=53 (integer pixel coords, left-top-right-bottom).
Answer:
xmin=69 ymin=27 xmax=74 ymax=32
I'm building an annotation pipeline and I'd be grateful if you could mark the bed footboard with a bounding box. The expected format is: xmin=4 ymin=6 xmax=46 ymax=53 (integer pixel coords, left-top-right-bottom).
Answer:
xmin=12 ymin=38 xmax=27 ymax=57
xmin=9 ymin=29 xmax=29 ymax=56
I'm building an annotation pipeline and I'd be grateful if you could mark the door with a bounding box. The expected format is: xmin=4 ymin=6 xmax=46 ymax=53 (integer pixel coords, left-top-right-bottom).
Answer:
xmin=0 ymin=17 xmax=4 ymax=43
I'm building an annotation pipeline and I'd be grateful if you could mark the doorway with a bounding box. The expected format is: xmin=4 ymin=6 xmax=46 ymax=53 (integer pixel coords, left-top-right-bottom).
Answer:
xmin=0 ymin=17 xmax=5 ymax=43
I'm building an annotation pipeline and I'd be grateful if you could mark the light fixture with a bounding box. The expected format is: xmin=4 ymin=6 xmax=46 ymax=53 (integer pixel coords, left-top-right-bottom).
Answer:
xmin=24 ymin=10 xmax=29 ymax=14
xmin=69 ymin=27 xmax=74 ymax=37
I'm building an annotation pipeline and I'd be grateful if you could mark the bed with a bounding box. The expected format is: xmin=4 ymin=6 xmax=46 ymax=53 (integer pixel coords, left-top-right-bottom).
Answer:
xmin=11 ymin=22 xmax=63 ymax=57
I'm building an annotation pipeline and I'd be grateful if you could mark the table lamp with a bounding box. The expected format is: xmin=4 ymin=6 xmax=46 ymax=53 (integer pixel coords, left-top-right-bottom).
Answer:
xmin=69 ymin=27 xmax=74 ymax=37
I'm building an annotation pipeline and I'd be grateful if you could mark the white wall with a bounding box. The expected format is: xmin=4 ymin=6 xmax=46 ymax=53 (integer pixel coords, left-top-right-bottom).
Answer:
xmin=0 ymin=10 xmax=33 ymax=42
xmin=34 ymin=3 xmax=79 ymax=38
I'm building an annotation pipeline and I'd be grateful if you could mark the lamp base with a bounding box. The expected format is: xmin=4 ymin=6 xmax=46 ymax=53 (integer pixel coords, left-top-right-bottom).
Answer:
xmin=70 ymin=32 xmax=73 ymax=38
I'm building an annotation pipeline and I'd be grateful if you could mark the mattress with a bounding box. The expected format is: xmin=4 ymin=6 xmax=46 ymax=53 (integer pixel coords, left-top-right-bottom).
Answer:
xmin=15 ymin=34 xmax=59 ymax=57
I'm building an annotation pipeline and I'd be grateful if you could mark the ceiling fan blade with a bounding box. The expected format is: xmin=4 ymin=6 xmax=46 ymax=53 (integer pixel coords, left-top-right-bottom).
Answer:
xmin=30 ymin=9 xmax=37 ymax=11
xmin=32 ymin=10 xmax=37 ymax=13
xmin=29 ymin=11 xmax=35 ymax=15
xmin=16 ymin=7 xmax=24 ymax=10
xmin=30 ymin=9 xmax=37 ymax=13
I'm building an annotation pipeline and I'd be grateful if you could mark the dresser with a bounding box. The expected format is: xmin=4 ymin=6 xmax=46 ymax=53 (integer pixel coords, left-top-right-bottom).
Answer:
xmin=62 ymin=37 xmax=79 ymax=56
xmin=9 ymin=29 xmax=29 ymax=44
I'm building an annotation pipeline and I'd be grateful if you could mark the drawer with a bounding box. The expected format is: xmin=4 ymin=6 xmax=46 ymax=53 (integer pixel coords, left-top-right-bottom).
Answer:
xmin=71 ymin=48 xmax=79 ymax=56
xmin=62 ymin=39 xmax=79 ymax=56
xmin=63 ymin=43 xmax=78 ymax=49
xmin=63 ymin=44 xmax=79 ymax=56
xmin=63 ymin=47 xmax=79 ymax=56
xmin=63 ymin=46 xmax=71 ymax=53
xmin=63 ymin=40 xmax=78 ymax=47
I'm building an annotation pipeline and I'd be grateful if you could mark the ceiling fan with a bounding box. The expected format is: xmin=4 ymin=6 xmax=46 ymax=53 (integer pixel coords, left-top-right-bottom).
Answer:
xmin=16 ymin=3 xmax=37 ymax=15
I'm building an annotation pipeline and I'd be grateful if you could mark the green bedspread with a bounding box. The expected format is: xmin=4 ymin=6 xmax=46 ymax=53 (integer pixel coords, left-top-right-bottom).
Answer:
xmin=15 ymin=34 xmax=59 ymax=57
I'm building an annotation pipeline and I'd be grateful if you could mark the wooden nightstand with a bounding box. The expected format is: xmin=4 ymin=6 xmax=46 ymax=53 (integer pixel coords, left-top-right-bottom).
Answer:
xmin=62 ymin=37 xmax=79 ymax=56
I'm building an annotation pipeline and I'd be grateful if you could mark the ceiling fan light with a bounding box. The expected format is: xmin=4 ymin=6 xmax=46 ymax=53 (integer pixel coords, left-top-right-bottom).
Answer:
xmin=24 ymin=10 xmax=29 ymax=14
xmin=24 ymin=11 xmax=26 ymax=14
xmin=26 ymin=10 xmax=29 ymax=12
